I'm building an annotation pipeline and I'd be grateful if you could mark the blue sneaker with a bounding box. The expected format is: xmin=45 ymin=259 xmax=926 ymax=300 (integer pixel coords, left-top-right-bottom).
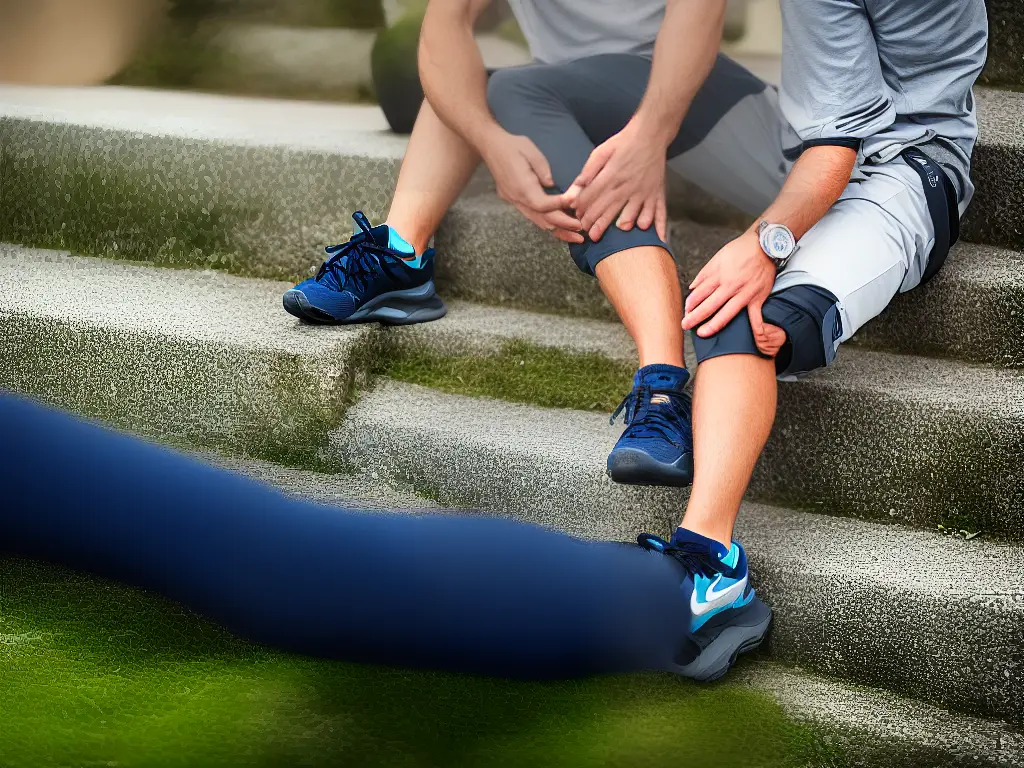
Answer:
xmin=638 ymin=528 xmax=771 ymax=682
xmin=607 ymin=364 xmax=693 ymax=487
xmin=283 ymin=211 xmax=447 ymax=325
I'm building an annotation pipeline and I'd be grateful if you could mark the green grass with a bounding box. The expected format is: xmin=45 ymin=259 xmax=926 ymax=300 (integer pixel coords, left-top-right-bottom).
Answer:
xmin=377 ymin=340 xmax=636 ymax=413
xmin=1 ymin=558 xmax=838 ymax=768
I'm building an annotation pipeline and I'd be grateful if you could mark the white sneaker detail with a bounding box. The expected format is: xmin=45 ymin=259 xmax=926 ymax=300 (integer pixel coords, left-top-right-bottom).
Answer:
xmin=690 ymin=574 xmax=748 ymax=618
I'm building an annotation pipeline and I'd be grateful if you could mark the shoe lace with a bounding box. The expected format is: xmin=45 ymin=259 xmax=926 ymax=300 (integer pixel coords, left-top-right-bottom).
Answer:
xmin=319 ymin=211 xmax=397 ymax=294
xmin=637 ymin=534 xmax=719 ymax=579
xmin=610 ymin=385 xmax=692 ymax=445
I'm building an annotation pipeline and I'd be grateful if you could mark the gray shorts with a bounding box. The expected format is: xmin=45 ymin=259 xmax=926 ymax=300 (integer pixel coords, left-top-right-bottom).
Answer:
xmin=487 ymin=53 xmax=938 ymax=374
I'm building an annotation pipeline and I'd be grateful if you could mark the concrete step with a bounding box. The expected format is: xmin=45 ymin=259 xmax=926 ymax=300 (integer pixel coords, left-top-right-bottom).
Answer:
xmin=440 ymin=195 xmax=1024 ymax=367
xmin=0 ymin=245 xmax=385 ymax=465
xmin=382 ymin=301 xmax=1024 ymax=538
xmin=985 ymin=0 xmax=1023 ymax=88
xmin=738 ymin=664 xmax=1024 ymax=768
xmin=1 ymin=83 xmax=1022 ymax=279
xmin=4 ymin=245 xmax=1017 ymax=537
xmin=331 ymin=380 xmax=1024 ymax=724
xmin=205 ymin=454 xmax=441 ymax=511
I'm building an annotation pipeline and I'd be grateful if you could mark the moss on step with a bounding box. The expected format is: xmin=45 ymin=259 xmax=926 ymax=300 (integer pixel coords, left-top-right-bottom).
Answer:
xmin=0 ymin=313 xmax=382 ymax=472
xmin=1 ymin=558 xmax=839 ymax=768
xmin=375 ymin=339 xmax=636 ymax=413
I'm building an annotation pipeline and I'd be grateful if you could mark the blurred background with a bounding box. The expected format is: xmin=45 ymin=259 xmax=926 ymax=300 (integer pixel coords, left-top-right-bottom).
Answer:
xmin=0 ymin=0 xmax=772 ymax=128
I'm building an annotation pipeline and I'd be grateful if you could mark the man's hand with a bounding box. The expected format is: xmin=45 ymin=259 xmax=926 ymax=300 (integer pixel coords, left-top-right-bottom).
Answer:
xmin=682 ymin=230 xmax=777 ymax=343
xmin=482 ymin=131 xmax=584 ymax=244
xmin=570 ymin=122 xmax=669 ymax=243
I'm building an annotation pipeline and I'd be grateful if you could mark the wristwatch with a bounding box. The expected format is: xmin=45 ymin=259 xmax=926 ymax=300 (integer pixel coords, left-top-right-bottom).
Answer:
xmin=758 ymin=221 xmax=799 ymax=270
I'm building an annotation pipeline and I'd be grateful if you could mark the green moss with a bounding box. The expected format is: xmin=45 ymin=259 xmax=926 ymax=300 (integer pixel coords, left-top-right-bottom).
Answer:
xmin=376 ymin=340 xmax=636 ymax=413
xmin=1 ymin=558 xmax=838 ymax=768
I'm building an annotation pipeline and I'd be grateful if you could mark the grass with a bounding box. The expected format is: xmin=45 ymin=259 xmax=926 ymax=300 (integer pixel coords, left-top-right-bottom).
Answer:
xmin=0 ymin=558 xmax=839 ymax=768
xmin=376 ymin=340 xmax=637 ymax=414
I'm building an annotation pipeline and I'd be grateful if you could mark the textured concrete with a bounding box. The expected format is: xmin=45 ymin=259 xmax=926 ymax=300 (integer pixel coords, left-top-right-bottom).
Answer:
xmin=207 ymin=455 xmax=440 ymax=511
xmin=962 ymin=88 xmax=1024 ymax=253
xmin=848 ymin=242 xmax=1024 ymax=367
xmin=740 ymin=665 xmax=1024 ymax=768
xmin=736 ymin=505 xmax=1024 ymax=725
xmin=3 ymin=83 xmax=1021 ymax=284
xmin=332 ymin=381 xmax=1024 ymax=720
xmin=0 ymin=88 xmax=405 ymax=281
xmin=759 ymin=347 xmax=1024 ymax=538
xmin=0 ymin=246 xmax=382 ymax=463
xmin=332 ymin=381 xmax=691 ymax=541
xmin=984 ymin=0 xmax=1024 ymax=88
xmin=392 ymin=299 xmax=637 ymax=361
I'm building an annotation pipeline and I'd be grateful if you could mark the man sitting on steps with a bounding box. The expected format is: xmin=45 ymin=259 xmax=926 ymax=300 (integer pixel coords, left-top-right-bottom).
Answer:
xmin=283 ymin=0 xmax=988 ymax=681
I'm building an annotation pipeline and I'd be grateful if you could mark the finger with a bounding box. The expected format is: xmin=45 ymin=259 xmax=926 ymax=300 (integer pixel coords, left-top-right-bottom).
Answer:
xmin=697 ymin=294 xmax=749 ymax=338
xmin=683 ymin=284 xmax=728 ymax=330
xmin=576 ymin=168 xmax=622 ymax=216
xmin=635 ymin=198 xmax=656 ymax=232
xmin=684 ymin=274 xmax=717 ymax=315
xmin=564 ymin=184 xmax=583 ymax=210
xmin=543 ymin=209 xmax=585 ymax=232
xmin=756 ymin=323 xmax=788 ymax=357
xmin=574 ymin=145 xmax=613 ymax=188
xmin=655 ymin=196 xmax=668 ymax=243
xmin=748 ymin=300 xmax=767 ymax=341
xmin=580 ymin=186 xmax=625 ymax=231
xmin=589 ymin=213 xmax=617 ymax=243
xmin=525 ymin=188 xmax=577 ymax=215
xmin=522 ymin=142 xmax=555 ymax=187
xmin=553 ymin=228 xmax=586 ymax=244
xmin=519 ymin=206 xmax=557 ymax=234
xmin=616 ymin=198 xmax=643 ymax=231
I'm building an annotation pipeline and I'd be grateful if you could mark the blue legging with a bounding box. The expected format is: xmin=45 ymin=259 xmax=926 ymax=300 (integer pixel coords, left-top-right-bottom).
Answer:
xmin=0 ymin=394 xmax=689 ymax=679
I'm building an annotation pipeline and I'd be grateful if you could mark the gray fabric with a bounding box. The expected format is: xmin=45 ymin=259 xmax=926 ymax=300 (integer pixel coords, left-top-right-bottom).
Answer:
xmin=779 ymin=0 xmax=988 ymax=211
xmin=507 ymin=0 xmax=663 ymax=65
xmin=486 ymin=53 xmax=769 ymax=274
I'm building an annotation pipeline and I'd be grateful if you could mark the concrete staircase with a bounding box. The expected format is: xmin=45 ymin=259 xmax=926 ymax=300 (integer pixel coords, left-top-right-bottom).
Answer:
xmin=2 ymin=53 xmax=1024 ymax=766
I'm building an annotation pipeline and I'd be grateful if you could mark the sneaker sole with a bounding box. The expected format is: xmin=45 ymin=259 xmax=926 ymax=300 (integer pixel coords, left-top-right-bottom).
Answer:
xmin=606 ymin=447 xmax=694 ymax=487
xmin=283 ymin=281 xmax=448 ymax=326
xmin=673 ymin=598 xmax=773 ymax=683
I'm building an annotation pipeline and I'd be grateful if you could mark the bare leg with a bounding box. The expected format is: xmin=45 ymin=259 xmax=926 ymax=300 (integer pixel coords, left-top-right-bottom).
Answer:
xmin=385 ymin=100 xmax=481 ymax=254
xmin=595 ymin=246 xmax=685 ymax=368
xmin=681 ymin=354 xmax=778 ymax=547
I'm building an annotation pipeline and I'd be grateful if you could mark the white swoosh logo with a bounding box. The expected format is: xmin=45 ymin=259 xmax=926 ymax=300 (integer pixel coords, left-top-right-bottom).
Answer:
xmin=690 ymin=575 xmax=748 ymax=617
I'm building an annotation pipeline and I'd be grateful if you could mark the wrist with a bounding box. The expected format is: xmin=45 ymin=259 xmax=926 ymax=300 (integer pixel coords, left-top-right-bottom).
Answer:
xmin=471 ymin=122 xmax=508 ymax=159
xmin=628 ymin=109 xmax=678 ymax=149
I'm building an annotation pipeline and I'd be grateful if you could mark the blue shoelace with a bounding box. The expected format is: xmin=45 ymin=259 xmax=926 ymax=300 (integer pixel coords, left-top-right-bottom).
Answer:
xmin=637 ymin=534 xmax=718 ymax=578
xmin=610 ymin=384 xmax=692 ymax=446
xmin=318 ymin=212 xmax=400 ymax=294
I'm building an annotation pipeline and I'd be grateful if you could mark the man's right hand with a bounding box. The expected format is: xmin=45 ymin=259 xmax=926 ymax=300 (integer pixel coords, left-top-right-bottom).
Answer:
xmin=481 ymin=131 xmax=584 ymax=244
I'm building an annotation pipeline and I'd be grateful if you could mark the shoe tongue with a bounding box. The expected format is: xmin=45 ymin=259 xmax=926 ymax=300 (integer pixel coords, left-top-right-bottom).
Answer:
xmin=671 ymin=527 xmax=731 ymax=565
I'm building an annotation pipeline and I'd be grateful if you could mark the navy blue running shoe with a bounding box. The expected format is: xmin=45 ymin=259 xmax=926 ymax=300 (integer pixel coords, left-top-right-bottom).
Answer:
xmin=607 ymin=364 xmax=693 ymax=487
xmin=638 ymin=528 xmax=771 ymax=682
xmin=283 ymin=211 xmax=447 ymax=325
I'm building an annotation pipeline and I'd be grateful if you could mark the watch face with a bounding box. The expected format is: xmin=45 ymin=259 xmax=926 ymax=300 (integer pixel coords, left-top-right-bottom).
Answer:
xmin=763 ymin=225 xmax=795 ymax=260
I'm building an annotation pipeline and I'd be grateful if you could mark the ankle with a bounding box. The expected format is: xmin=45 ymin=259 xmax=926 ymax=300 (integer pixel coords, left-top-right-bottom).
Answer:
xmin=676 ymin=519 xmax=733 ymax=551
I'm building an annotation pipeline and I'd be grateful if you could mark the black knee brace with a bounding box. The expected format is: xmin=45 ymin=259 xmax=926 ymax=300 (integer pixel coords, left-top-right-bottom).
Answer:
xmin=691 ymin=285 xmax=843 ymax=377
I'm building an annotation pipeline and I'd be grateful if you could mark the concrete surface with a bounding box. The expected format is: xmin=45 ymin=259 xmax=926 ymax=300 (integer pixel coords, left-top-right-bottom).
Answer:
xmin=739 ymin=664 xmax=1024 ymax=768
xmin=984 ymin=0 xmax=1024 ymax=88
xmin=332 ymin=380 xmax=1024 ymax=721
xmin=0 ymin=246 xmax=383 ymax=463
xmin=2 ymin=82 xmax=1022 ymax=282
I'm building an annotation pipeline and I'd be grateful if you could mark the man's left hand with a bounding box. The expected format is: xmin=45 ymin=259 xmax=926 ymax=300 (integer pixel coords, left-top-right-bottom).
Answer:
xmin=682 ymin=230 xmax=777 ymax=342
xmin=570 ymin=122 xmax=669 ymax=243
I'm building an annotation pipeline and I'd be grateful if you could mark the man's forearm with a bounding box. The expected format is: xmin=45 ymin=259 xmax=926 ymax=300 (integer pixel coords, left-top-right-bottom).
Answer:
xmin=631 ymin=0 xmax=727 ymax=146
xmin=419 ymin=0 xmax=501 ymax=154
xmin=755 ymin=146 xmax=858 ymax=239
